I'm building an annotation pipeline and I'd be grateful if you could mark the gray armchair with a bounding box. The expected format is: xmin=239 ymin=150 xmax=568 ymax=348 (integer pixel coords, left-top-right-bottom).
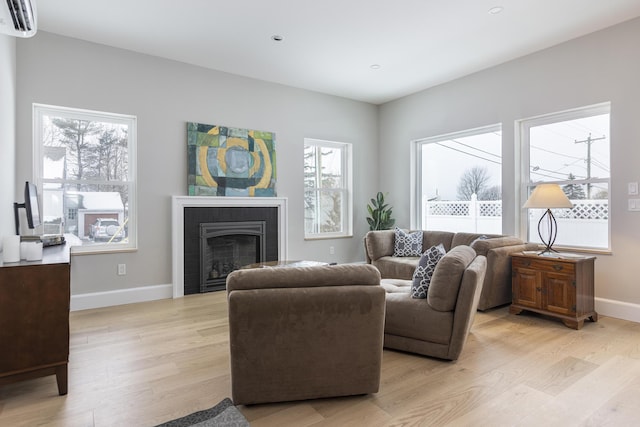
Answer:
xmin=226 ymin=264 xmax=385 ymax=405
xmin=381 ymin=245 xmax=487 ymax=360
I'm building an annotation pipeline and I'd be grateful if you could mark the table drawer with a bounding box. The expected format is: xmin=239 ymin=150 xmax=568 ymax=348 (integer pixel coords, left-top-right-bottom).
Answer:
xmin=512 ymin=257 xmax=575 ymax=275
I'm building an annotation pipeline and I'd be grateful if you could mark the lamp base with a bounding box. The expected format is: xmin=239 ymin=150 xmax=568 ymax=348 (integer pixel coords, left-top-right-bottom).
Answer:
xmin=538 ymin=246 xmax=559 ymax=256
xmin=537 ymin=208 xmax=559 ymax=256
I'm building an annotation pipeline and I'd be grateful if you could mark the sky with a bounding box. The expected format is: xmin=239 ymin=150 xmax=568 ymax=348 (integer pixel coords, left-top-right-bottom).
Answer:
xmin=420 ymin=129 xmax=502 ymax=200
xmin=419 ymin=113 xmax=610 ymax=201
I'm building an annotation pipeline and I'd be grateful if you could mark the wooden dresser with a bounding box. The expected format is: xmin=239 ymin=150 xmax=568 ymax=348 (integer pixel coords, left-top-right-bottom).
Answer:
xmin=510 ymin=252 xmax=597 ymax=330
xmin=0 ymin=243 xmax=70 ymax=395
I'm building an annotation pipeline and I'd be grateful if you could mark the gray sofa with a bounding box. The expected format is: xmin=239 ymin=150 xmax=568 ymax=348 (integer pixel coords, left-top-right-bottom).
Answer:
xmin=364 ymin=230 xmax=536 ymax=311
xmin=381 ymin=245 xmax=487 ymax=360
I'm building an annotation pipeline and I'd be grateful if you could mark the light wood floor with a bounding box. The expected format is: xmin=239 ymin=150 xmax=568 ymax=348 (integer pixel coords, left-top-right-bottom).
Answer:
xmin=1 ymin=291 xmax=640 ymax=426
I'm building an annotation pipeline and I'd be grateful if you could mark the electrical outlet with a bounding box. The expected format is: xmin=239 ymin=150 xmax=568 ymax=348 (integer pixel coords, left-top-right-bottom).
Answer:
xmin=117 ymin=263 xmax=126 ymax=276
xmin=629 ymin=182 xmax=639 ymax=195
xmin=329 ymin=246 xmax=335 ymax=255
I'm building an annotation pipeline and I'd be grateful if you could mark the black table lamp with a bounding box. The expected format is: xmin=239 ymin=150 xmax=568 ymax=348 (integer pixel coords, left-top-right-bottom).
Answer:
xmin=523 ymin=183 xmax=573 ymax=255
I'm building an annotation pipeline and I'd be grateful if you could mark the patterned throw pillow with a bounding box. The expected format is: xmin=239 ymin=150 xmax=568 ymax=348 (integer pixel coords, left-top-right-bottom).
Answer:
xmin=393 ymin=227 xmax=423 ymax=257
xmin=411 ymin=244 xmax=446 ymax=299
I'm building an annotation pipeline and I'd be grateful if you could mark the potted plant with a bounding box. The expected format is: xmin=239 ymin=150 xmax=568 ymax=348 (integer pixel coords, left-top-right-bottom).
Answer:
xmin=367 ymin=192 xmax=395 ymax=230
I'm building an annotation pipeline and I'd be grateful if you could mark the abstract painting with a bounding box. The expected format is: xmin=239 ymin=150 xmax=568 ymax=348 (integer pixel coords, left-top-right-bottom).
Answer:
xmin=187 ymin=122 xmax=276 ymax=197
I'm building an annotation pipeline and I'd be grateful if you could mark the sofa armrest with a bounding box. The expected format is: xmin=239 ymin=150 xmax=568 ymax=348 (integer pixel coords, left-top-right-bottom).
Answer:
xmin=475 ymin=242 xmax=538 ymax=311
xmin=471 ymin=236 xmax=526 ymax=256
xmin=364 ymin=230 xmax=396 ymax=262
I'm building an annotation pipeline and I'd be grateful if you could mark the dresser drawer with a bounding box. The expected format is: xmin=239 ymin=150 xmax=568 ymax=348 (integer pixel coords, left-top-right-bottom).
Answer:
xmin=512 ymin=257 xmax=575 ymax=275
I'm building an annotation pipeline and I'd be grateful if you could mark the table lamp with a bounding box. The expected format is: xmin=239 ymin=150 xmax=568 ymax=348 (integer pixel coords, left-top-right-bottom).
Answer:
xmin=523 ymin=183 xmax=573 ymax=255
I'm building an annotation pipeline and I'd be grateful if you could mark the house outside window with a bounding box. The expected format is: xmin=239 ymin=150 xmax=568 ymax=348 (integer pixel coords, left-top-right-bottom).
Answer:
xmin=412 ymin=125 xmax=502 ymax=234
xmin=33 ymin=104 xmax=137 ymax=253
xmin=519 ymin=103 xmax=610 ymax=251
xmin=304 ymin=139 xmax=352 ymax=239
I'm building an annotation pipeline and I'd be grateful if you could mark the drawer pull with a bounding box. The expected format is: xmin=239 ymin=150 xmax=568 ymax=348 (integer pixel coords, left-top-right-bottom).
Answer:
xmin=522 ymin=260 xmax=531 ymax=267
xmin=553 ymin=264 xmax=563 ymax=271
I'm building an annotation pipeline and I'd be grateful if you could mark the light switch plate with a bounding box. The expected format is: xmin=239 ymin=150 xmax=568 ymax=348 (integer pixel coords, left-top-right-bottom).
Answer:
xmin=629 ymin=182 xmax=638 ymax=195
xmin=629 ymin=199 xmax=640 ymax=211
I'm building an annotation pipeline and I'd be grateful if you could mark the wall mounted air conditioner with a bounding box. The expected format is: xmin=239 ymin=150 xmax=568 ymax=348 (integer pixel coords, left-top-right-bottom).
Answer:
xmin=0 ymin=0 xmax=37 ymax=38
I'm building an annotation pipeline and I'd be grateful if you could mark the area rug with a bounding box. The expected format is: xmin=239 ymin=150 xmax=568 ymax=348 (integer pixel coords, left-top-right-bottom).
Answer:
xmin=155 ymin=398 xmax=249 ymax=427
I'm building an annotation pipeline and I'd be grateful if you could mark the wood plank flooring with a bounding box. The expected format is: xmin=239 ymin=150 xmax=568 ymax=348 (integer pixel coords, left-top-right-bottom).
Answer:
xmin=1 ymin=291 xmax=639 ymax=426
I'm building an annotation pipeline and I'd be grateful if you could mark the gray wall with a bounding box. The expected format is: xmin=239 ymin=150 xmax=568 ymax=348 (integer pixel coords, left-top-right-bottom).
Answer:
xmin=0 ymin=35 xmax=16 ymax=247
xmin=16 ymin=32 xmax=379 ymax=295
xmin=378 ymin=18 xmax=640 ymax=310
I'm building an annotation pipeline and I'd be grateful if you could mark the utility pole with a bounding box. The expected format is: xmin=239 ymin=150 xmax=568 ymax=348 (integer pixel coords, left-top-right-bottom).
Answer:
xmin=575 ymin=133 xmax=606 ymax=198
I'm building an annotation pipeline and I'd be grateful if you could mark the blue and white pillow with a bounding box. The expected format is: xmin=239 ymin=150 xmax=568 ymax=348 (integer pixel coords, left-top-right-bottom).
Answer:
xmin=411 ymin=244 xmax=446 ymax=299
xmin=393 ymin=227 xmax=423 ymax=257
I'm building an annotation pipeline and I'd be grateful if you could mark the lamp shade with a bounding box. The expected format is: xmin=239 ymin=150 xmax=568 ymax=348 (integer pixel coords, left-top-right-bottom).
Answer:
xmin=523 ymin=183 xmax=573 ymax=209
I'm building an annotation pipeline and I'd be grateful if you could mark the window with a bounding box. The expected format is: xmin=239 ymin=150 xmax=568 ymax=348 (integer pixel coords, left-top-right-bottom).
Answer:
xmin=303 ymin=139 xmax=352 ymax=239
xmin=33 ymin=104 xmax=137 ymax=253
xmin=519 ymin=103 xmax=610 ymax=251
xmin=412 ymin=125 xmax=502 ymax=234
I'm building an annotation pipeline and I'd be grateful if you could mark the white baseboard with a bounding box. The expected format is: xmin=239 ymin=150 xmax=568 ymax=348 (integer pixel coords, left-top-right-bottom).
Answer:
xmin=595 ymin=297 xmax=640 ymax=324
xmin=70 ymin=284 xmax=173 ymax=311
xmin=68 ymin=285 xmax=640 ymax=324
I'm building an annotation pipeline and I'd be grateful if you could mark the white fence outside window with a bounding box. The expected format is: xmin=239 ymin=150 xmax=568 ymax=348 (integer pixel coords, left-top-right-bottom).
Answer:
xmin=423 ymin=197 xmax=608 ymax=248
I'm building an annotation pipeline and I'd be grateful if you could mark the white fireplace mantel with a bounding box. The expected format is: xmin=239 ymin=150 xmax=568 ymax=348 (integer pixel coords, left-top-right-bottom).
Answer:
xmin=171 ymin=196 xmax=288 ymax=298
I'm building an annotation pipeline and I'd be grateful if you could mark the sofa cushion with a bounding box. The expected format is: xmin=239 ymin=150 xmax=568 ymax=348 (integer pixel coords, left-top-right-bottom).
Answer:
xmin=427 ymin=245 xmax=476 ymax=312
xmin=422 ymin=231 xmax=456 ymax=252
xmin=372 ymin=256 xmax=419 ymax=280
xmin=380 ymin=278 xmax=412 ymax=293
xmin=411 ymin=244 xmax=446 ymax=299
xmin=451 ymin=232 xmax=501 ymax=248
xmin=393 ymin=228 xmax=422 ymax=257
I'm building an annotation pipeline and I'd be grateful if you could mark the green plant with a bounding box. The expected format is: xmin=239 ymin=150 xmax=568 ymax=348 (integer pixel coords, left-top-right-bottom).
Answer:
xmin=367 ymin=192 xmax=395 ymax=231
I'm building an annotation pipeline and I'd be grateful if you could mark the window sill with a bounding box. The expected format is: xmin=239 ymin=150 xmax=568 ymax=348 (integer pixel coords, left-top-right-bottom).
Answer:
xmin=304 ymin=234 xmax=353 ymax=241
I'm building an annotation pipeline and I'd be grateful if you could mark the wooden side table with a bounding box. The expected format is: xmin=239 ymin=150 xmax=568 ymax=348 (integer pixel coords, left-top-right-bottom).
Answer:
xmin=509 ymin=253 xmax=597 ymax=329
xmin=0 ymin=244 xmax=70 ymax=395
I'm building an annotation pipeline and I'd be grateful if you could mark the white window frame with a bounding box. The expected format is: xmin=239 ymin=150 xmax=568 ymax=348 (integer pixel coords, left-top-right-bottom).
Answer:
xmin=411 ymin=124 xmax=502 ymax=231
xmin=33 ymin=103 xmax=137 ymax=254
xmin=518 ymin=102 xmax=611 ymax=252
xmin=303 ymin=138 xmax=353 ymax=240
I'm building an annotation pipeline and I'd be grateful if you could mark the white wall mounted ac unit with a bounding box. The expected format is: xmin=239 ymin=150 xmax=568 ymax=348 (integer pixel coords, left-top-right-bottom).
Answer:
xmin=0 ymin=0 xmax=37 ymax=38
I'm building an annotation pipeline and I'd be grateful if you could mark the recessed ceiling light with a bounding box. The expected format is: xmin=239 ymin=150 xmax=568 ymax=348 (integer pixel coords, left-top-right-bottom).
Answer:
xmin=488 ymin=6 xmax=503 ymax=15
xmin=370 ymin=64 xmax=381 ymax=70
xmin=271 ymin=35 xmax=284 ymax=42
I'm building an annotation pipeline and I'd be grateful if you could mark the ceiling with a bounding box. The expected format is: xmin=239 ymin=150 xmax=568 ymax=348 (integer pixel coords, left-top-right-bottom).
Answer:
xmin=36 ymin=0 xmax=640 ymax=105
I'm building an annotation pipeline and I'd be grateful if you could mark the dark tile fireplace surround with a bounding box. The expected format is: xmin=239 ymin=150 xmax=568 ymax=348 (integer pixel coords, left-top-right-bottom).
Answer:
xmin=183 ymin=207 xmax=279 ymax=295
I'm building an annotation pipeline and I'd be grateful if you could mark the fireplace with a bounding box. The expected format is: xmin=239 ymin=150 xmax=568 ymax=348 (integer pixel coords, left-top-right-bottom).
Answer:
xmin=199 ymin=221 xmax=266 ymax=292
xmin=172 ymin=196 xmax=288 ymax=298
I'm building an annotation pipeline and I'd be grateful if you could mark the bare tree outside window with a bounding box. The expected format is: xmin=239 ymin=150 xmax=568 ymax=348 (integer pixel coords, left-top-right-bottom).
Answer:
xmin=414 ymin=125 xmax=502 ymax=234
xmin=456 ymin=166 xmax=502 ymax=201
